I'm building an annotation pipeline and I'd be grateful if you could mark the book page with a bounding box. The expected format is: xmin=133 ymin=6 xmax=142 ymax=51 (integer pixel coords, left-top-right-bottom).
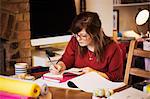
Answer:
xmin=67 ymin=72 xmax=125 ymax=93
xmin=43 ymin=72 xmax=63 ymax=79
xmin=35 ymin=77 xmax=80 ymax=90
xmin=109 ymin=87 xmax=150 ymax=99
xmin=62 ymin=68 xmax=84 ymax=75
xmin=44 ymin=68 xmax=83 ymax=77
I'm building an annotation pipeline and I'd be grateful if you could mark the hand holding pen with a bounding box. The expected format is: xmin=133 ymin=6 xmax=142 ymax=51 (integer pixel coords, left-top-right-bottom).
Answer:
xmin=48 ymin=61 xmax=62 ymax=74
xmin=50 ymin=64 xmax=62 ymax=74
xmin=45 ymin=50 xmax=59 ymax=73
xmin=50 ymin=62 xmax=66 ymax=75
xmin=45 ymin=50 xmax=66 ymax=74
xmin=54 ymin=61 xmax=66 ymax=72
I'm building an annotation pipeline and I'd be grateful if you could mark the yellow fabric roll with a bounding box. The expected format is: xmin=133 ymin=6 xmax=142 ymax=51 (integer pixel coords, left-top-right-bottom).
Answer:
xmin=0 ymin=76 xmax=40 ymax=97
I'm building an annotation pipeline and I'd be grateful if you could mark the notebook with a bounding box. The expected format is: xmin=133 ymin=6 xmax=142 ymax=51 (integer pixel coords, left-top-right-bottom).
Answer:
xmin=42 ymin=68 xmax=83 ymax=83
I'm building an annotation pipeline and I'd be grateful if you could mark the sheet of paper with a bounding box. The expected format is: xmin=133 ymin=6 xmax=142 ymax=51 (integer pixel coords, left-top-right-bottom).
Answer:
xmin=67 ymin=72 xmax=125 ymax=93
xmin=43 ymin=72 xmax=63 ymax=79
xmin=62 ymin=68 xmax=84 ymax=75
xmin=35 ymin=78 xmax=80 ymax=90
xmin=109 ymin=87 xmax=150 ymax=99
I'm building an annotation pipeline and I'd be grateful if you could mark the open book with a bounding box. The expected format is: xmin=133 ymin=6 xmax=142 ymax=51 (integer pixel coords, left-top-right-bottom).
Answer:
xmin=67 ymin=72 xmax=126 ymax=93
xmin=42 ymin=68 xmax=84 ymax=82
xmin=42 ymin=70 xmax=125 ymax=93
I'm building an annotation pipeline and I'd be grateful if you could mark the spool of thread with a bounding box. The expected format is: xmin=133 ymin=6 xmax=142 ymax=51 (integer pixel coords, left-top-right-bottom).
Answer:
xmin=93 ymin=88 xmax=105 ymax=97
xmin=93 ymin=88 xmax=114 ymax=98
xmin=15 ymin=63 xmax=28 ymax=75
xmin=34 ymin=82 xmax=48 ymax=96
xmin=143 ymin=84 xmax=150 ymax=93
xmin=0 ymin=76 xmax=40 ymax=97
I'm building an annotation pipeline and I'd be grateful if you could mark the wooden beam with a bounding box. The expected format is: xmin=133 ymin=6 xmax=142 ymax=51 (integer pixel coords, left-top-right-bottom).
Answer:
xmin=134 ymin=49 xmax=150 ymax=58
xmin=130 ymin=68 xmax=150 ymax=78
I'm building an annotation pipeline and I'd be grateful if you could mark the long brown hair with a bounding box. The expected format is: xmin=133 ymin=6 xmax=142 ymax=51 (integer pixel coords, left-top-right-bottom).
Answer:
xmin=70 ymin=12 xmax=113 ymax=61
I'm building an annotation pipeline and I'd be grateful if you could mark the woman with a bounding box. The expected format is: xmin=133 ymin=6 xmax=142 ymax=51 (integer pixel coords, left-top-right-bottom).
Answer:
xmin=52 ymin=12 xmax=123 ymax=81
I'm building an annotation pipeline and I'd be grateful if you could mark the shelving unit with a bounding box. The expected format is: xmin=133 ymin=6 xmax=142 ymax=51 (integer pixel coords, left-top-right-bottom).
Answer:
xmin=113 ymin=1 xmax=149 ymax=33
xmin=113 ymin=2 xmax=150 ymax=7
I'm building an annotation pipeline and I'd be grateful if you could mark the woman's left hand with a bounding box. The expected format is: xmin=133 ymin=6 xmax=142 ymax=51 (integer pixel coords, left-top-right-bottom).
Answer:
xmin=82 ymin=67 xmax=96 ymax=73
xmin=82 ymin=67 xmax=109 ymax=80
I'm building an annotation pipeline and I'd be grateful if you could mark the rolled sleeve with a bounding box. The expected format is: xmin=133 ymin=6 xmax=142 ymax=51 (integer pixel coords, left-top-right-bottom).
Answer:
xmin=59 ymin=37 xmax=77 ymax=69
xmin=105 ymin=44 xmax=123 ymax=81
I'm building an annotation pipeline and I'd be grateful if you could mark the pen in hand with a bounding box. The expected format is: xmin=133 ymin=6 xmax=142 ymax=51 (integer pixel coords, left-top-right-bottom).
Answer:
xmin=50 ymin=64 xmax=62 ymax=75
xmin=45 ymin=50 xmax=62 ymax=74
xmin=45 ymin=50 xmax=58 ymax=72
xmin=45 ymin=50 xmax=55 ymax=65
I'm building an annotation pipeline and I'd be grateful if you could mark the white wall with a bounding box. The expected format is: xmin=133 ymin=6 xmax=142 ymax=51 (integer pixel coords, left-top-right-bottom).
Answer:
xmin=75 ymin=0 xmax=113 ymax=36
xmin=86 ymin=0 xmax=113 ymax=36
xmin=74 ymin=0 xmax=80 ymax=15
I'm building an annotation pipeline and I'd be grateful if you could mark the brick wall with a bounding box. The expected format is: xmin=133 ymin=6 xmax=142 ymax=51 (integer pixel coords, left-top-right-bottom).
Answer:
xmin=1 ymin=0 xmax=31 ymax=73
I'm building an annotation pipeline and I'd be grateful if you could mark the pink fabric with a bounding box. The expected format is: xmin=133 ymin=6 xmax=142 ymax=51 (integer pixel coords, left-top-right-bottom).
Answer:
xmin=60 ymin=73 xmax=78 ymax=83
xmin=0 ymin=91 xmax=31 ymax=99
xmin=42 ymin=73 xmax=77 ymax=83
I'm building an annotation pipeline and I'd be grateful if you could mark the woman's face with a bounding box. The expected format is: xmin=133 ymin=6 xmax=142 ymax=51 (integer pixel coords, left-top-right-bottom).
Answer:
xmin=74 ymin=29 xmax=93 ymax=47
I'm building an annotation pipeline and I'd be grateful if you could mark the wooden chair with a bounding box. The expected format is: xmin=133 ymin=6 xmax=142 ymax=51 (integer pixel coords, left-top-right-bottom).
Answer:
xmin=124 ymin=40 xmax=150 ymax=85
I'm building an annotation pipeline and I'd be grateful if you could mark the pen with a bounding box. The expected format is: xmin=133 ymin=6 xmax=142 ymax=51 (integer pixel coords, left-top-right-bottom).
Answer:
xmin=45 ymin=50 xmax=61 ymax=72
xmin=47 ymin=54 xmax=55 ymax=66
xmin=45 ymin=50 xmax=55 ymax=65
xmin=47 ymin=55 xmax=60 ymax=72
xmin=45 ymin=50 xmax=56 ymax=70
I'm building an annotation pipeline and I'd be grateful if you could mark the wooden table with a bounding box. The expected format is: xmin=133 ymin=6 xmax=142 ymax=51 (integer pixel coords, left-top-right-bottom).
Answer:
xmin=39 ymin=86 xmax=92 ymax=99
xmin=39 ymin=85 xmax=129 ymax=99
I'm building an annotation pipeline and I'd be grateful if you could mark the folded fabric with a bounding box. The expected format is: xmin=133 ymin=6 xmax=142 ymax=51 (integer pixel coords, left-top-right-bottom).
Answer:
xmin=27 ymin=66 xmax=49 ymax=73
xmin=42 ymin=72 xmax=78 ymax=83
xmin=31 ymin=71 xmax=49 ymax=79
xmin=60 ymin=74 xmax=77 ymax=83
xmin=0 ymin=91 xmax=31 ymax=99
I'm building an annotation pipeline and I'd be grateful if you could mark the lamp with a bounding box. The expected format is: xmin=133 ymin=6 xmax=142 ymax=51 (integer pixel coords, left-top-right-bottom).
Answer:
xmin=135 ymin=9 xmax=150 ymax=38
xmin=136 ymin=9 xmax=149 ymax=25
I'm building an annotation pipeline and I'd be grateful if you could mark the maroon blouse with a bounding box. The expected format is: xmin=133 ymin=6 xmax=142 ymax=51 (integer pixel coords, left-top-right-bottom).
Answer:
xmin=60 ymin=36 xmax=123 ymax=81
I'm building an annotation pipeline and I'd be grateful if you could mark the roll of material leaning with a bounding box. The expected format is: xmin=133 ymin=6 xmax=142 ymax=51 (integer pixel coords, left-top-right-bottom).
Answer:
xmin=22 ymin=80 xmax=49 ymax=96
xmin=0 ymin=76 xmax=40 ymax=97
xmin=20 ymin=79 xmax=49 ymax=96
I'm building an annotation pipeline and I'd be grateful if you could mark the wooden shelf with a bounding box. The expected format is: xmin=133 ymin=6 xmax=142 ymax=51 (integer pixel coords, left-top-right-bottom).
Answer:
xmin=130 ymin=68 xmax=150 ymax=78
xmin=113 ymin=2 xmax=150 ymax=7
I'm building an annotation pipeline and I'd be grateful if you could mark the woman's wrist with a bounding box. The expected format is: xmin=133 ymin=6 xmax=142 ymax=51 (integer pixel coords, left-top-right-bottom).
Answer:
xmin=56 ymin=61 xmax=66 ymax=71
xmin=95 ymin=71 xmax=109 ymax=80
xmin=82 ymin=67 xmax=109 ymax=79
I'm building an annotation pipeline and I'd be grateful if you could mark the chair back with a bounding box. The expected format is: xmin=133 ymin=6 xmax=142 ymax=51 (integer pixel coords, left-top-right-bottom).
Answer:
xmin=124 ymin=40 xmax=150 ymax=84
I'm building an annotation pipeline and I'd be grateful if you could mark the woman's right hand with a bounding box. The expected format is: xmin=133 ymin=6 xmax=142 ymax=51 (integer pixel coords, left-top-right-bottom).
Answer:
xmin=49 ymin=64 xmax=61 ymax=75
xmin=50 ymin=61 xmax=66 ymax=74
